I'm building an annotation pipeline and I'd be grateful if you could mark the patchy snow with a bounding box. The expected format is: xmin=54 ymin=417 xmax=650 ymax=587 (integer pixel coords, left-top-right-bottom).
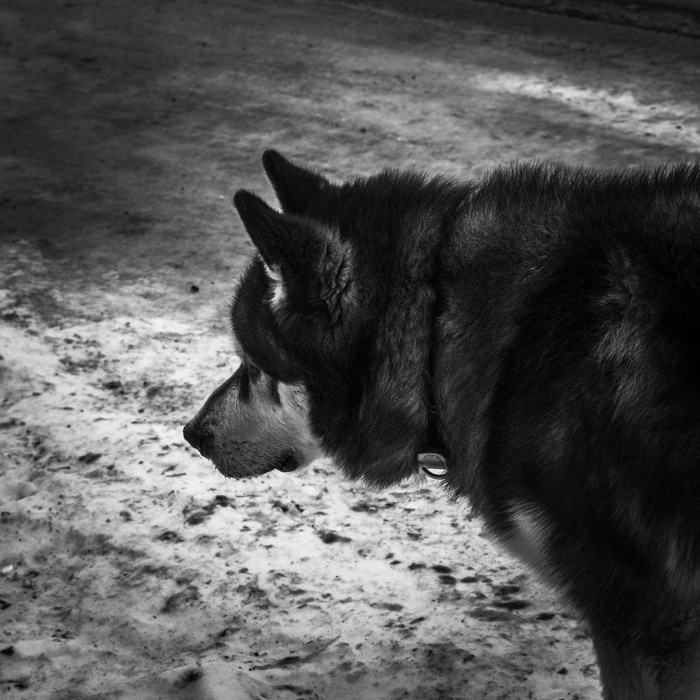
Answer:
xmin=0 ymin=246 xmax=598 ymax=698
xmin=472 ymin=71 xmax=700 ymax=151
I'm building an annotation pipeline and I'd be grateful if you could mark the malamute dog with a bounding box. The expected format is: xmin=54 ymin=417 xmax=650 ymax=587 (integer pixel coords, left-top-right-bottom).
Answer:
xmin=184 ymin=151 xmax=700 ymax=699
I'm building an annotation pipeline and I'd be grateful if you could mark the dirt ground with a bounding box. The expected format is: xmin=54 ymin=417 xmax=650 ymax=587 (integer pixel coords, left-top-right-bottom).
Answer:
xmin=2 ymin=1 xmax=700 ymax=698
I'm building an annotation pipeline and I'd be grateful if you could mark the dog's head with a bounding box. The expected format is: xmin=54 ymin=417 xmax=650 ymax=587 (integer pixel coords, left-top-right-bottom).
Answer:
xmin=183 ymin=359 xmax=323 ymax=478
xmin=183 ymin=151 xmax=351 ymax=478
xmin=185 ymin=151 xmax=458 ymax=483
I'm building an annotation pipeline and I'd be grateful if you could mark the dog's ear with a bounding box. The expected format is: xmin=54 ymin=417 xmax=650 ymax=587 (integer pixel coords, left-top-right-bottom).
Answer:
xmin=233 ymin=190 xmax=318 ymax=269
xmin=234 ymin=190 xmax=352 ymax=321
xmin=262 ymin=150 xmax=337 ymax=216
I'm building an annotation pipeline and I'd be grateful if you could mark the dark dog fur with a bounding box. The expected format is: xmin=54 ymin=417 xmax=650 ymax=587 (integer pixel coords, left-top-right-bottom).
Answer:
xmin=185 ymin=152 xmax=700 ymax=699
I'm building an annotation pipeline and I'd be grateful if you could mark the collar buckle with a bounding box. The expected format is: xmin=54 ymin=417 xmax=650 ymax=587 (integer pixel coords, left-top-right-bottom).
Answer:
xmin=418 ymin=449 xmax=448 ymax=480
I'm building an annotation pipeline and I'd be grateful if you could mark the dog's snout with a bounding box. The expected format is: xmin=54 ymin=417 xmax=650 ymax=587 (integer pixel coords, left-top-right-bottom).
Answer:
xmin=183 ymin=420 xmax=200 ymax=450
xmin=183 ymin=419 xmax=211 ymax=457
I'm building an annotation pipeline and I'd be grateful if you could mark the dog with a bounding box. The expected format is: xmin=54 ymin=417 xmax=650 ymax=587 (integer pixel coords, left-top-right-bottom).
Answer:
xmin=184 ymin=151 xmax=700 ymax=699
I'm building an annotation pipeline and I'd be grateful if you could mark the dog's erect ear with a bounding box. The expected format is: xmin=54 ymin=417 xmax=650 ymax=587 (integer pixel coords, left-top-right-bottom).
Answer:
xmin=262 ymin=150 xmax=336 ymax=216
xmin=233 ymin=190 xmax=320 ymax=269
xmin=234 ymin=190 xmax=352 ymax=321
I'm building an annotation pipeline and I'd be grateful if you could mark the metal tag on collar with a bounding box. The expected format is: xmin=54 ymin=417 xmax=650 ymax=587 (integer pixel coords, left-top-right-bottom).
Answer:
xmin=418 ymin=449 xmax=448 ymax=480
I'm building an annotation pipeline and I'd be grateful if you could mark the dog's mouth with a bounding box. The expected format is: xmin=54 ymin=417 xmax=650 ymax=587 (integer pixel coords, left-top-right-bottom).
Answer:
xmin=209 ymin=450 xmax=301 ymax=479
xmin=275 ymin=453 xmax=300 ymax=473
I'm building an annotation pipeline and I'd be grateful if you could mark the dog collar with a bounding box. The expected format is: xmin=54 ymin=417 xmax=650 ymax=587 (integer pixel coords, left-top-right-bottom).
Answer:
xmin=418 ymin=401 xmax=449 ymax=479
xmin=418 ymin=212 xmax=459 ymax=482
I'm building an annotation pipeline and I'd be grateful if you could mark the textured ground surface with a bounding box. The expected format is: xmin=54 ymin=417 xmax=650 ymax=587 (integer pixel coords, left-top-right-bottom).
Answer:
xmin=2 ymin=1 xmax=700 ymax=698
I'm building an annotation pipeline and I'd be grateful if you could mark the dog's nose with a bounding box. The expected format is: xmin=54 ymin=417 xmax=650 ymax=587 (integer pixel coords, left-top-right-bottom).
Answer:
xmin=183 ymin=420 xmax=204 ymax=453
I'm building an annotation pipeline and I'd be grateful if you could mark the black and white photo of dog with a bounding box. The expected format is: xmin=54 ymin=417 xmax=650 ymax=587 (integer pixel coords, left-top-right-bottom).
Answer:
xmin=185 ymin=150 xmax=700 ymax=700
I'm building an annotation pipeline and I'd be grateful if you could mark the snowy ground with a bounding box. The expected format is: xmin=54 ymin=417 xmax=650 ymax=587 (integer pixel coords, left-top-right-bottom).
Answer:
xmin=2 ymin=1 xmax=700 ymax=698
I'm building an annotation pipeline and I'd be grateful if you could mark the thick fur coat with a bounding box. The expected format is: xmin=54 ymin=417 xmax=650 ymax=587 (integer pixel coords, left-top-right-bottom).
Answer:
xmin=185 ymin=152 xmax=700 ymax=699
